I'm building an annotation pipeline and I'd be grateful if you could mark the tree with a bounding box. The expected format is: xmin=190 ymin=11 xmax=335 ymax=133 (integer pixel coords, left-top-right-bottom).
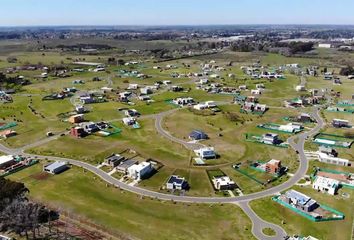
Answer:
xmin=117 ymin=59 xmax=125 ymax=65
xmin=339 ymin=66 xmax=354 ymax=76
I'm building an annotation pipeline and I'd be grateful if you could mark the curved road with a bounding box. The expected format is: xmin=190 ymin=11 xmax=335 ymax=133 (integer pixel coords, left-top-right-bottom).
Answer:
xmin=0 ymin=107 xmax=324 ymax=240
xmin=0 ymin=107 xmax=324 ymax=204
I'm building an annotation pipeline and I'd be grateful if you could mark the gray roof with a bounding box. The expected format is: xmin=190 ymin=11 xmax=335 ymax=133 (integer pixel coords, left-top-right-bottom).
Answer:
xmin=44 ymin=161 xmax=67 ymax=171
xmin=117 ymin=159 xmax=138 ymax=170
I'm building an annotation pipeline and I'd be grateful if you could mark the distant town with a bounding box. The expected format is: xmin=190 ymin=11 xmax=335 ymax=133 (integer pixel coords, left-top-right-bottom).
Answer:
xmin=0 ymin=24 xmax=354 ymax=240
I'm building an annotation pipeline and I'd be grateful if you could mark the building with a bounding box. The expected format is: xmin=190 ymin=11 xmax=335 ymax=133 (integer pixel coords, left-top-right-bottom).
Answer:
xmin=284 ymin=190 xmax=318 ymax=212
xmin=298 ymin=113 xmax=313 ymax=123
xmin=70 ymin=127 xmax=87 ymax=138
xmin=125 ymin=109 xmax=140 ymax=117
xmin=0 ymin=155 xmax=16 ymax=170
xmin=318 ymin=152 xmax=350 ymax=166
xmin=318 ymin=43 xmax=333 ymax=48
xmin=189 ymin=130 xmax=208 ymax=141
xmin=80 ymin=122 xmax=99 ymax=134
xmin=127 ymin=162 xmax=153 ymax=180
xmin=122 ymin=117 xmax=137 ymax=126
xmin=295 ymin=85 xmax=306 ymax=92
xmin=105 ymin=154 xmax=125 ymax=167
xmin=68 ymin=114 xmax=84 ymax=124
xmin=212 ymin=176 xmax=236 ymax=190
xmin=194 ymin=147 xmax=216 ymax=159
xmin=43 ymin=161 xmax=69 ymax=174
xmin=172 ymin=97 xmax=194 ymax=106
xmin=140 ymin=87 xmax=153 ymax=95
xmin=116 ymin=159 xmax=138 ymax=174
xmin=265 ymin=159 xmax=282 ymax=175
xmin=262 ymin=133 xmax=279 ymax=145
xmin=0 ymin=129 xmax=17 ymax=139
xmin=319 ymin=146 xmax=338 ymax=157
xmin=279 ymin=123 xmax=304 ymax=133
xmin=166 ymin=175 xmax=189 ymax=190
xmin=312 ymin=176 xmax=339 ymax=195
xmin=332 ymin=119 xmax=350 ymax=128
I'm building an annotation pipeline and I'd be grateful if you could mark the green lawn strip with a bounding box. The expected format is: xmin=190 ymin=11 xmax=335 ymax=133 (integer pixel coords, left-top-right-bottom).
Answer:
xmin=7 ymin=164 xmax=255 ymax=240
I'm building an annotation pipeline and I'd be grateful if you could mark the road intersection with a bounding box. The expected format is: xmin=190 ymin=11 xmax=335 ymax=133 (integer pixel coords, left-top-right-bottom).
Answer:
xmin=0 ymin=107 xmax=324 ymax=239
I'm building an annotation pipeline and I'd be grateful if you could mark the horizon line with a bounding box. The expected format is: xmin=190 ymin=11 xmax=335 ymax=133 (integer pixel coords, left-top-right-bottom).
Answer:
xmin=1 ymin=23 xmax=354 ymax=28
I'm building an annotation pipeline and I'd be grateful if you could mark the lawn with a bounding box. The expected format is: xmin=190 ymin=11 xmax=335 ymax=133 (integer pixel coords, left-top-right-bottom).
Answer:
xmin=7 ymin=163 xmax=256 ymax=240
xmin=249 ymin=185 xmax=354 ymax=240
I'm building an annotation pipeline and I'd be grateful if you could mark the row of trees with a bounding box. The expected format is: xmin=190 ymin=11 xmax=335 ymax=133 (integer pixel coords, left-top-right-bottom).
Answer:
xmin=0 ymin=177 xmax=58 ymax=239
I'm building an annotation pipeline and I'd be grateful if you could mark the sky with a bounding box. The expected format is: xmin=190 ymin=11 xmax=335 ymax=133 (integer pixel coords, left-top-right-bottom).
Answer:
xmin=0 ymin=0 xmax=354 ymax=26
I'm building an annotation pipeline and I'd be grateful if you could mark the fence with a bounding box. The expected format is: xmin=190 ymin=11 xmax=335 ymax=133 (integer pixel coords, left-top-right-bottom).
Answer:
xmin=272 ymin=196 xmax=345 ymax=222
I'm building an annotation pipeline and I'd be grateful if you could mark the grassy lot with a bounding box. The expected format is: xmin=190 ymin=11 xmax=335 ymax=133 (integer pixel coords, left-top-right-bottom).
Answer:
xmin=250 ymin=185 xmax=354 ymax=240
xmin=1 ymin=95 xmax=70 ymax=148
xmin=163 ymin=107 xmax=299 ymax=170
xmin=7 ymin=163 xmax=255 ymax=240
xmin=28 ymin=118 xmax=191 ymax=167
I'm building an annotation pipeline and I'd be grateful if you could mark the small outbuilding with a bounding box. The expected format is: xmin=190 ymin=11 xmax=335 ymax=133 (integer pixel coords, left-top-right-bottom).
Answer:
xmin=43 ymin=161 xmax=69 ymax=175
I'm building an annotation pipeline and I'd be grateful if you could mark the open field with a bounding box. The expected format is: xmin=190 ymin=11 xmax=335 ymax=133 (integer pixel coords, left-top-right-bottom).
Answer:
xmin=7 ymin=163 xmax=255 ymax=240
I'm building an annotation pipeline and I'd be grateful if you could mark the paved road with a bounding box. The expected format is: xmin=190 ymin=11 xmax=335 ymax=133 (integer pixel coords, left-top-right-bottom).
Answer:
xmin=238 ymin=202 xmax=287 ymax=240
xmin=0 ymin=107 xmax=324 ymax=240
xmin=0 ymin=107 xmax=324 ymax=204
xmin=154 ymin=109 xmax=205 ymax=150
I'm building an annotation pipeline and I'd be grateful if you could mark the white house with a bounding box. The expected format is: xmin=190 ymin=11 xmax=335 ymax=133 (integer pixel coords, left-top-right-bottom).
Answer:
xmin=194 ymin=147 xmax=216 ymax=159
xmin=122 ymin=117 xmax=137 ymax=126
xmin=318 ymin=43 xmax=333 ymax=49
xmin=262 ymin=133 xmax=279 ymax=145
xmin=127 ymin=162 xmax=153 ymax=181
xmin=251 ymin=89 xmax=262 ymax=95
xmin=318 ymin=152 xmax=350 ymax=166
xmin=163 ymin=80 xmax=172 ymax=85
xmin=193 ymin=101 xmax=217 ymax=110
xmin=295 ymin=85 xmax=306 ymax=92
xmin=128 ymin=84 xmax=139 ymax=90
xmin=0 ymin=155 xmax=16 ymax=169
xmin=212 ymin=176 xmax=236 ymax=190
xmin=173 ymin=97 xmax=194 ymax=106
xmin=140 ymin=87 xmax=153 ymax=95
xmin=313 ymin=176 xmax=339 ymax=195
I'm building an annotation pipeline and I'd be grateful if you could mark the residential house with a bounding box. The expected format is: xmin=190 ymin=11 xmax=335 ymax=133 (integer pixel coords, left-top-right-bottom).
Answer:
xmin=127 ymin=162 xmax=153 ymax=181
xmin=0 ymin=155 xmax=16 ymax=170
xmin=122 ymin=117 xmax=137 ymax=126
xmin=319 ymin=146 xmax=338 ymax=157
xmin=124 ymin=109 xmax=140 ymax=117
xmin=70 ymin=127 xmax=87 ymax=138
xmin=312 ymin=176 xmax=339 ymax=195
xmin=189 ymin=130 xmax=208 ymax=141
xmin=105 ymin=154 xmax=125 ymax=167
xmin=212 ymin=176 xmax=236 ymax=190
xmin=283 ymin=190 xmax=318 ymax=212
xmin=166 ymin=175 xmax=189 ymax=190
xmin=265 ymin=159 xmax=283 ymax=175
xmin=332 ymin=119 xmax=350 ymax=128
xmin=116 ymin=159 xmax=139 ymax=174
xmin=68 ymin=114 xmax=84 ymax=124
xmin=172 ymin=97 xmax=195 ymax=106
xmin=0 ymin=130 xmax=17 ymax=139
xmin=194 ymin=147 xmax=216 ymax=159
xmin=262 ymin=133 xmax=280 ymax=145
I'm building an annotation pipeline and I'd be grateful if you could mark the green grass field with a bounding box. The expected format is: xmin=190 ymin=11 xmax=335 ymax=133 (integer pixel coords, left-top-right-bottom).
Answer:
xmin=7 ymin=163 xmax=255 ymax=240
xmin=250 ymin=185 xmax=354 ymax=240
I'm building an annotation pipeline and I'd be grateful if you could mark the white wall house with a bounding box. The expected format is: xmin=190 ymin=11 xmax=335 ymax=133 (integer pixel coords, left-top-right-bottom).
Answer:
xmin=313 ymin=176 xmax=339 ymax=195
xmin=127 ymin=162 xmax=153 ymax=181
